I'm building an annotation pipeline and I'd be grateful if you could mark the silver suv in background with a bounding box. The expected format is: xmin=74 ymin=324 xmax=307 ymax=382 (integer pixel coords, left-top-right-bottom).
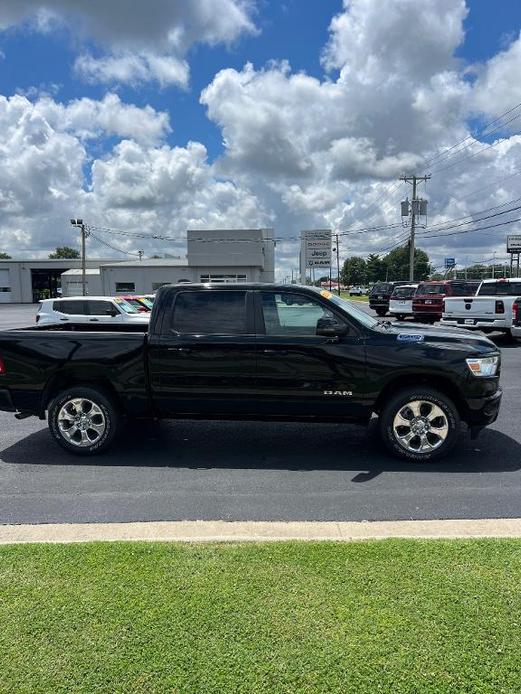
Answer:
xmin=36 ymin=297 xmax=151 ymax=327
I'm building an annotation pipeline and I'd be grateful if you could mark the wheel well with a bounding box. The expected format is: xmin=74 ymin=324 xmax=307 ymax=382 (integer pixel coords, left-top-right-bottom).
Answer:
xmin=41 ymin=376 xmax=122 ymax=416
xmin=373 ymin=375 xmax=466 ymax=417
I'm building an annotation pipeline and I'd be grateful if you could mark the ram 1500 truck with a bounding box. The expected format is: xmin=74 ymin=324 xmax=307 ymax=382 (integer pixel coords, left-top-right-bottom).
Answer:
xmin=0 ymin=284 xmax=502 ymax=462
xmin=442 ymin=278 xmax=521 ymax=340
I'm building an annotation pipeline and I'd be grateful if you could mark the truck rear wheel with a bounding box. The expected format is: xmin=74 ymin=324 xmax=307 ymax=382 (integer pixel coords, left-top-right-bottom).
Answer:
xmin=379 ymin=387 xmax=460 ymax=462
xmin=375 ymin=309 xmax=387 ymax=317
xmin=48 ymin=387 xmax=120 ymax=455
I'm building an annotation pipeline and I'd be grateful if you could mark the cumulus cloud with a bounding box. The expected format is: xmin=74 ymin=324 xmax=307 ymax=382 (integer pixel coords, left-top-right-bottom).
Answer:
xmin=1 ymin=0 xmax=521 ymax=275
xmin=0 ymin=92 xmax=269 ymax=259
xmin=0 ymin=0 xmax=257 ymax=86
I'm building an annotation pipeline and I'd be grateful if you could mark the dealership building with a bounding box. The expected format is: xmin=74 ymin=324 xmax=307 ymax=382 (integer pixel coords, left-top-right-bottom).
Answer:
xmin=0 ymin=229 xmax=276 ymax=302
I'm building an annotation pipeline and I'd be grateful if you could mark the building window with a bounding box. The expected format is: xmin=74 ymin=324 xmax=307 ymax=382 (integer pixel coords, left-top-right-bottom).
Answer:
xmin=199 ymin=274 xmax=247 ymax=284
xmin=115 ymin=282 xmax=136 ymax=293
xmin=0 ymin=287 xmax=11 ymax=292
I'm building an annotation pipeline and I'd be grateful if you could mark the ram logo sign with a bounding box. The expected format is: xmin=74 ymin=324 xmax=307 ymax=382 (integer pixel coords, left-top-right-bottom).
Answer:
xmin=323 ymin=390 xmax=353 ymax=397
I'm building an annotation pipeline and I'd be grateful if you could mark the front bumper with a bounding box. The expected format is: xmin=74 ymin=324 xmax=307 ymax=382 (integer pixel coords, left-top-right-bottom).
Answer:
xmin=0 ymin=388 xmax=16 ymax=413
xmin=464 ymin=387 xmax=502 ymax=426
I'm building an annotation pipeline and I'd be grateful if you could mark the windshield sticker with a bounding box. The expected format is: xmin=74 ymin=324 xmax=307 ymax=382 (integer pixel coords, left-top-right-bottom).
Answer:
xmin=320 ymin=290 xmax=333 ymax=300
xmin=397 ymin=334 xmax=425 ymax=343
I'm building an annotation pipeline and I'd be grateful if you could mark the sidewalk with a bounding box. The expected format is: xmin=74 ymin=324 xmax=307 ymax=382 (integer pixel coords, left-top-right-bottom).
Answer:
xmin=2 ymin=518 xmax=521 ymax=544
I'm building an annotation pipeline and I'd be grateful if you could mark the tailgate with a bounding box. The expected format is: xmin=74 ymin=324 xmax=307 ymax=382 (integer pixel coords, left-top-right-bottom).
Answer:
xmin=443 ymin=297 xmax=495 ymax=317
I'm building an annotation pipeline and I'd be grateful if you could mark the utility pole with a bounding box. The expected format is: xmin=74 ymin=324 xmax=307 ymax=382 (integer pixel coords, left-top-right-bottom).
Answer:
xmin=335 ymin=234 xmax=340 ymax=295
xmin=138 ymin=250 xmax=144 ymax=262
xmin=400 ymin=175 xmax=431 ymax=281
xmin=70 ymin=218 xmax=88 ymax=296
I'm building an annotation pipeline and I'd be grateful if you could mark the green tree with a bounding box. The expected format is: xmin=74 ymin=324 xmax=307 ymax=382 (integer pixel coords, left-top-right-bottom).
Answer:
xmin=340 ymin=256 xmax=367 ymax=285
xmin=382 ymin=243 xmax=431 ymax=281
xmin=49 ymin=246 xmax=80 ymax=259
xmin=0 ymin=252 xmax=11 ymax=259
xmin=365 ymin=253 xmax=384 ymax=283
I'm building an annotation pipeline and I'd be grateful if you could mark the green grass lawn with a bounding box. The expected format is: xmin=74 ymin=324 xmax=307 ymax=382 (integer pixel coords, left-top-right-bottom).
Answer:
xmin=1 ymin=540 xmax=521 ymax=693
xmin=340 ymin=292 xmax=369 ymax=302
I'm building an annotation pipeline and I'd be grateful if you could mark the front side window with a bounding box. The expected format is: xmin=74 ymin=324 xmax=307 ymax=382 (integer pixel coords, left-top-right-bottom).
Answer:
xmin=173 ymin=291 xmax=248 ymax=334
xmin=87 ymin=301 xmax=117 ymax=316
xmin=261 ymin=292 xmax=336 ymax=336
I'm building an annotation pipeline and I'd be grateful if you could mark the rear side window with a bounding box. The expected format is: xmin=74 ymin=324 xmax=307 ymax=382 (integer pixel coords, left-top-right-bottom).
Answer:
xmin=53 ymin=300 xmax=88 ymax=315
xmin=172 ymin=291 xmax=248 ymax=335
xmin=479 ymin=281 xmax=521 ymax=296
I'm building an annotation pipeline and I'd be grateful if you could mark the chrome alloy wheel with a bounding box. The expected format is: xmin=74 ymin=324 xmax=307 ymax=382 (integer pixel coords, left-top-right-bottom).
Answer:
xmin=392 ymin=399 xmax=449 ymax=454
xmin=57 ymin=398 xmax=106 ymax=448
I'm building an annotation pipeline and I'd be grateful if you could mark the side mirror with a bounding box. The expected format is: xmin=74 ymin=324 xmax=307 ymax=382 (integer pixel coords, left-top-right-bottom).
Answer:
xmin=316 ymin=317 xmax=348 ymax=337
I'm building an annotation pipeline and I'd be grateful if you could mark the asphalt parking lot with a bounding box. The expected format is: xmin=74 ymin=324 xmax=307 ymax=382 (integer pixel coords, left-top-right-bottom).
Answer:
xmin=0 ymin=302 xmax=520 ymax=525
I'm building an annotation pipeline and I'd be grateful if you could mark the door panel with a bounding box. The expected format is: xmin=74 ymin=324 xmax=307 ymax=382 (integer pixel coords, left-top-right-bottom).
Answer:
xmin=254 ymin=291 xmax=367 ymax=417
xmin=148 ymin=290 xmax=258 ymax=416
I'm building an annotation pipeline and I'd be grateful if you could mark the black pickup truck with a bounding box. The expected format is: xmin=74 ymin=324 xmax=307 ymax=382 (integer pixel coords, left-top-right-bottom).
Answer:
xmin=0 ymin=284 xmax=502 ymax=461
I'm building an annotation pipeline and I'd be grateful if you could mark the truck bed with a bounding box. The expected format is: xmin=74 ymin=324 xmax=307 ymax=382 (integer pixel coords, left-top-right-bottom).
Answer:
xmin=0 ymin=328 xmax=149 ymax=417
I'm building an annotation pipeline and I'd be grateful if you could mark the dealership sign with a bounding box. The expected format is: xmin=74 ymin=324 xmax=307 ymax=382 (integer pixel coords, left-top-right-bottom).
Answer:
xmin=301 ymin=229 xmax=332 ymax=268
xmin=507 ymin=235 xmax=521 ymax=253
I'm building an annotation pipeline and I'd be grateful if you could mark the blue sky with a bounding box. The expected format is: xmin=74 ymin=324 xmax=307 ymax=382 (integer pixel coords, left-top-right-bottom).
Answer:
xmin=0 ymin=0 xmax=520 ymax=270
xmin=1 ymin=0 xmax=519 ymax=159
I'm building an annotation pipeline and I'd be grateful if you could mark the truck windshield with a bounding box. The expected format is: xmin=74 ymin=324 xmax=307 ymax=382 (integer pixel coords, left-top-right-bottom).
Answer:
xmin=314 ymin=289 xmax=378 ymax=328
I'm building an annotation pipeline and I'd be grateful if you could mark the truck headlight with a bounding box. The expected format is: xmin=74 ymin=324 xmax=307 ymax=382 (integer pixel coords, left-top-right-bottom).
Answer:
xmin=466 ymin=356 xmax=499 ymax=377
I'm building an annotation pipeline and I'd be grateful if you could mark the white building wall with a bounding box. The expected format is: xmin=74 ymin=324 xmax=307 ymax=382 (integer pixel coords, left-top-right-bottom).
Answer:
xmin=101 ymin=265 xmax=195 ymax=294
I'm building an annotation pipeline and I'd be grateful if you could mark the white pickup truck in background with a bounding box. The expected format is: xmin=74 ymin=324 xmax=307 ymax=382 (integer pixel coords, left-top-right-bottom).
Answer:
xmin=442 ymin=278 xmax=521 ymax=340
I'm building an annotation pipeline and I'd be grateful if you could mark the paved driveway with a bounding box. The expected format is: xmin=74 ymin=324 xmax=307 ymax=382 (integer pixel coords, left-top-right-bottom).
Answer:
xmin=0 ymin=302 xmax=520 ymax=525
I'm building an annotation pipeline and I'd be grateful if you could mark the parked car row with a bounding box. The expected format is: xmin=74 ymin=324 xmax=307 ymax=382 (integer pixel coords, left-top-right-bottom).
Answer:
xmin=369 ymin=280 xmax=481 ymax=321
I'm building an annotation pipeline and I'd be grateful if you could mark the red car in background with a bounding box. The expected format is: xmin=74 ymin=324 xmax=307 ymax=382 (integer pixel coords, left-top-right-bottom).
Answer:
xmin=118 ymin=295 xmax=152 ymax=313
xmin=412 ymin=280 xmax=479 ymax=322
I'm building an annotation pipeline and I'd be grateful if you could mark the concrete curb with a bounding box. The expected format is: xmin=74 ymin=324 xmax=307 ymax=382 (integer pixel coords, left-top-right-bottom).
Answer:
xmin=2 ymin=518 xmax=521 ymax=544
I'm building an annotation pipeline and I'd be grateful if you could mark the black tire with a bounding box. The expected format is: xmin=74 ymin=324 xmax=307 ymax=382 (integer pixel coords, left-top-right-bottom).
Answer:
xmin=378 ymin=387 xmax=460 ymax=462
xmin=376 ymin=309 xmax=387 ymax=317
xmin=396 ymin=314 xmax=405 ymax=321
xmin=48 ymin=386 xmax=120 ymax=455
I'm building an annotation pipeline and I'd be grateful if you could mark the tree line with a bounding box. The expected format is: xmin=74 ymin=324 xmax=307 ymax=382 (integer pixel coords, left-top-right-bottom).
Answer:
xmin=339 ymin=244 xmax=431 ymax=285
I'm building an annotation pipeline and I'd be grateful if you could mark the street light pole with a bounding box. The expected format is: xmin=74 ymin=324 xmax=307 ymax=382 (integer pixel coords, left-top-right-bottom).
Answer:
xmin=70 ymin=218 xmax=87 ymax=296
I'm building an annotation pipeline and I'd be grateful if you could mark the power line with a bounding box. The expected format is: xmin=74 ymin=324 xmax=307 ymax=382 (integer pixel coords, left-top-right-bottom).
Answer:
xmin=417 ymin=201 xmax=521 ymax=237
xmin=421 ymin=216 xmax=521 ymax=240
xmin=89 ymin=231 xmax=142 ymax=257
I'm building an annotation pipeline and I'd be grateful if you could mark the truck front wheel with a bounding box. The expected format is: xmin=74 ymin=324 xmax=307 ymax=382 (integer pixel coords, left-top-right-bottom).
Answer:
xmin=48 ymin=387 xmax=120 ymax=455
xmin=379 ymin=387 xmax=460 ymax=462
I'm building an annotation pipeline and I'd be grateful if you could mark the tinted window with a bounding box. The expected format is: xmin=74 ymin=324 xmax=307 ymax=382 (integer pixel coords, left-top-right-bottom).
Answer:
xmin=262 ymin=292 xmax=335 ymax=336
xmin=448 ymin=282 xmax=476 ymax=296
xmin=478 ymin=281 xmax=521 ymax=296
xmin=173 ymin=291 xmax=248 ymax=334
xmin=53 ymin=300 xmax=88 ymax=315
xmin=417 ymin=284 xmax=445 ymax=295
xmin=87 ymin=301 xmax=116 ymax=316
xmin=370 ymin=283 xmax=392 ymax=295
xmin=392 ymin=286 xmax=416 ymax=299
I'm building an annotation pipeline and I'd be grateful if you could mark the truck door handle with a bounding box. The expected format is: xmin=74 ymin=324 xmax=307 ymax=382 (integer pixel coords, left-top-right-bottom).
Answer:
xmin=262 ymin=348 xmax=288 ymax=355
xmin=59 ymin=318 xmax=69 ymax=321
xmin=168 ymin=346 xmax=191 ymax=353
xmin=89 ymin=318 xmax=99 ymax=322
